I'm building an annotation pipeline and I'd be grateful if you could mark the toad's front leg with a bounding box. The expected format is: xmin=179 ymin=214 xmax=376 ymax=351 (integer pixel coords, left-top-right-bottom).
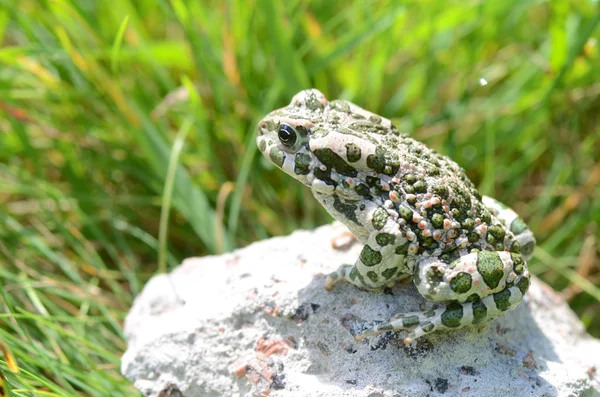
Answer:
xmin=325 ymin=232 xmax=409 ymax=292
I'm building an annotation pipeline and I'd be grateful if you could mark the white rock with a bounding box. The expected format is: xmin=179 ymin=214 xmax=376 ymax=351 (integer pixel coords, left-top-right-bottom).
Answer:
xmin=122 ymin=224 xmax=600 ymax=397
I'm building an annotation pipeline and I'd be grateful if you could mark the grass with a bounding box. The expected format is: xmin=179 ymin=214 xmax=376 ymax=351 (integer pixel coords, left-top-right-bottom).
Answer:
xmin=0 ymin=0 xmax=599 ymax=395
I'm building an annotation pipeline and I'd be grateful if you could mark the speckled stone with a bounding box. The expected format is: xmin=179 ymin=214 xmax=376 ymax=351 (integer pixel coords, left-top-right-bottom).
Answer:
xmin=122 ymin=224 xmax=600 ymax=397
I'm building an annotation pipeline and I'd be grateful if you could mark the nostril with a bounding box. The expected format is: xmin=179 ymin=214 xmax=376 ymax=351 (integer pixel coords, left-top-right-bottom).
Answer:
xmin=257 ymin=122 xmax=268 ymax=136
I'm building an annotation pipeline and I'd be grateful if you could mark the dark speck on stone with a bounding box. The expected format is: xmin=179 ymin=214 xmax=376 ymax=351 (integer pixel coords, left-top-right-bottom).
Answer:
xmin=459 ymin=366 xmax=478 ymax=376
xmin=435 ymin=378 xmax=449 ymax=393
xmin=271 ymin=374 xmax=286 ymax=390
xmin=291 ymin=302 xmax=319 ymax=322
xmin=383 ymin=287 xmax=394 ymax=296
xmin=369 ymin=331 xmax=393 ymax=351
xmin=186 ymin=333 xmax=196 ymax=345
xmin=287 ymin=336 xmax=298 ymax=349
xmin=400 ymin=337 xmax=433 ymax=359
xmin=317 ymin=341 xmax=330 ymax=356
xmin=157 ymin=384 xmax=184 ymax=397
xmin=340 ymin=313 xmax=362 ymax=336
xmin=346 ymin=379 xmax=358 ymax=385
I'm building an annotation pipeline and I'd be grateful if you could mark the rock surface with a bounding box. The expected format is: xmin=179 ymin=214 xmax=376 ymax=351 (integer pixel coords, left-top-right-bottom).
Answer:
xmin=122 ymin=224 xmax=600 ymax=397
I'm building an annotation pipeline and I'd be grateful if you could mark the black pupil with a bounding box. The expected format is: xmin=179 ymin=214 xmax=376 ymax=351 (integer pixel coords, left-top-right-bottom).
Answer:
xmin=278 ymin=124 xmax=297 ymax=147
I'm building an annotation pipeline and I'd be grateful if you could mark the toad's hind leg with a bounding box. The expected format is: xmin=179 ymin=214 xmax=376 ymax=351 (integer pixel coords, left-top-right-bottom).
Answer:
xmin=355 ymin=278 xmax=530 ymax=344
xmin=483 ymin=196 xmax=536 ymax=260
xmin=355 ymin=250 xmax=531 ymax=343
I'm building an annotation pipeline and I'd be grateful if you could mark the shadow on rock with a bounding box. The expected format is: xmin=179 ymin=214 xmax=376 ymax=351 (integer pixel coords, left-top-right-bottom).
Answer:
xmin=279 ymin=272 xmax=560 ymax=396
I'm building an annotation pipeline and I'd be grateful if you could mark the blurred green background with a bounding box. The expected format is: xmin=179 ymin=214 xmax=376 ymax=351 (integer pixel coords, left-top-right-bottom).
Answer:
xmin=0 ymin=0 xmax=599 ymax=395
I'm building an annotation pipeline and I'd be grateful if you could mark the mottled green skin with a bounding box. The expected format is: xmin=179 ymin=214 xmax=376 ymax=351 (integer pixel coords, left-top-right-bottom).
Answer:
xmin=257 ymin=89 xmax=536 ymax=343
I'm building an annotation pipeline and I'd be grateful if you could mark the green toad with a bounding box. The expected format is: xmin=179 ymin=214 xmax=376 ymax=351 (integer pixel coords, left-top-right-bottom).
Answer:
xmin=256 ymin=89 xmax=536 ymax=344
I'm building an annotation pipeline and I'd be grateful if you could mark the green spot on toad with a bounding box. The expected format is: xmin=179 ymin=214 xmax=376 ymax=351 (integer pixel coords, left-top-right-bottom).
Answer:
xmin=450 ymin=272 xmax=472 ymax=294
xmin=360 ymin=245 xmax=382 ymax=267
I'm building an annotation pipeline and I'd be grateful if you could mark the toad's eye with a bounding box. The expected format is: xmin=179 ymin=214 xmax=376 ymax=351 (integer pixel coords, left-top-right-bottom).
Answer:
xmin=278 ymin=123 xmax=297 ymax=148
